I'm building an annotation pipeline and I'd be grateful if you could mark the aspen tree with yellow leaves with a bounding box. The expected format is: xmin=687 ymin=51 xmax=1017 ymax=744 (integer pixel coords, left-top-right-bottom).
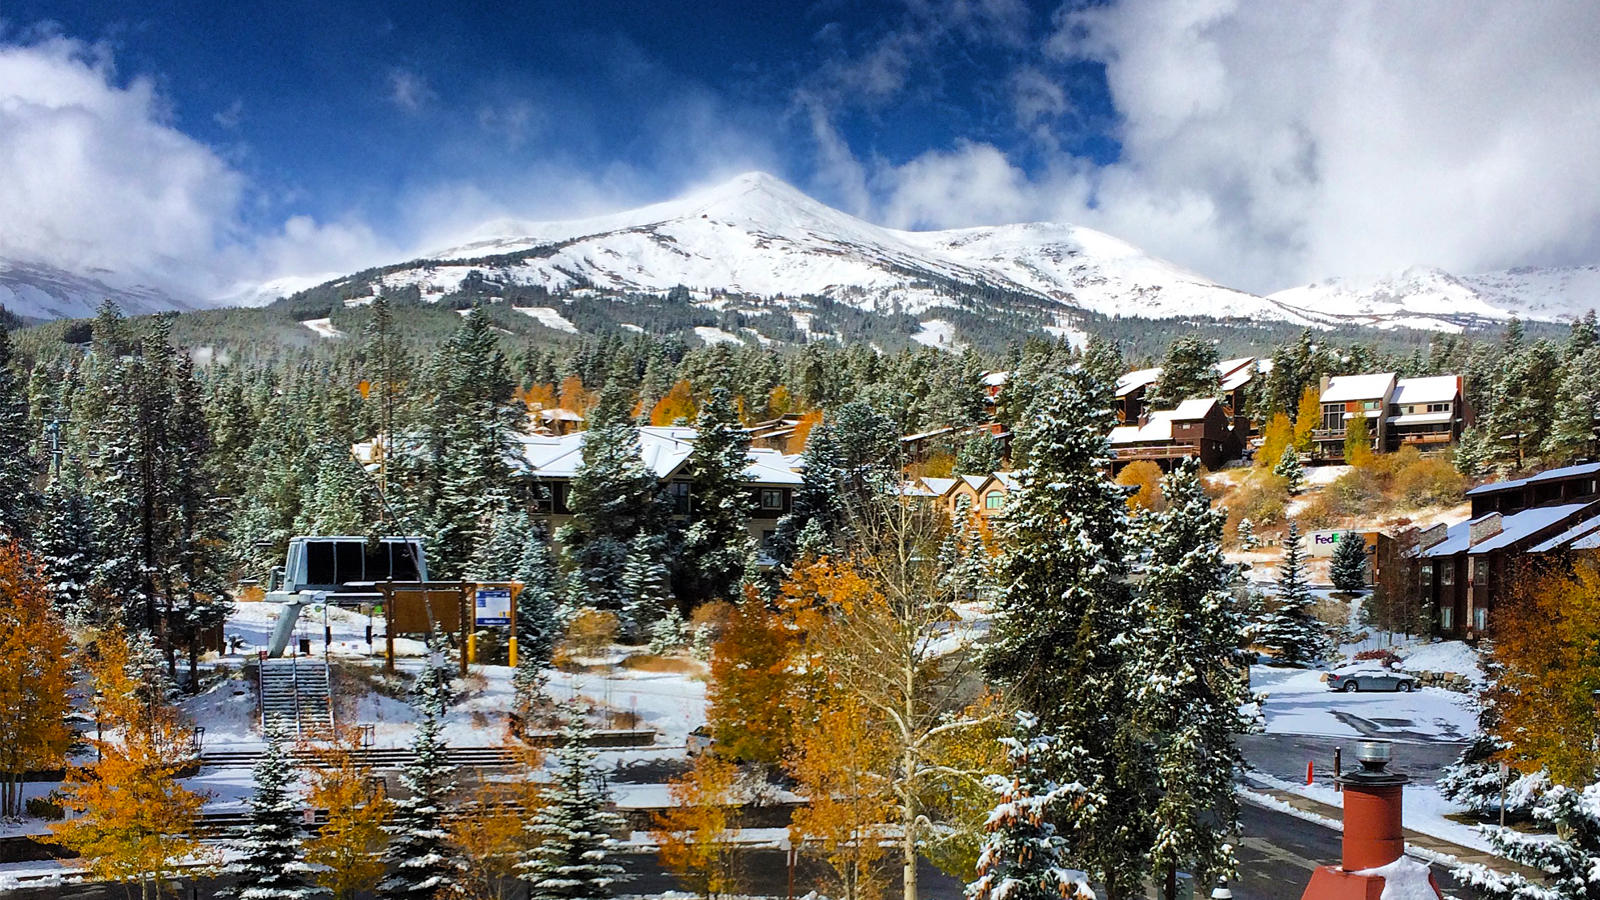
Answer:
xmin=0 ymin=542 xmax=74 ymax=818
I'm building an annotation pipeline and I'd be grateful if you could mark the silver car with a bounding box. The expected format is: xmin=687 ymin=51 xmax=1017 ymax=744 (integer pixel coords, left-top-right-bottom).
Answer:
xmin=1325 ymin=667 xmax=1416 ymax=693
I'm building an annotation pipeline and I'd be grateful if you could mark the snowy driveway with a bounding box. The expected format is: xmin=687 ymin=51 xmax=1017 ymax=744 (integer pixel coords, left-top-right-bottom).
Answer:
xmin=1250 ymin=665 xmax=1479 ymax=742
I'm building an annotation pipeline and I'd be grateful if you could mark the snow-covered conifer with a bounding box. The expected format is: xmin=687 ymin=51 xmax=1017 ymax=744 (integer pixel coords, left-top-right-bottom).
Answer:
xmin=380 ymin=648 xmax=462 ymax=900
xmin=37 ymin=462 xmax=95 ymax=620
xmin=221 ymin=725 xmax=325 ymax=899
xmin=770 ymin=421 xmax=847 ymax=565
xmin=1255 ymin=521 xmax=1328 ymax=665
xmin=469 ymin=506 xmax=531 ymax=582
xmin=518 ymin=702 xmax=628 ymax=900
xmin=983 ymin=370 xmax=1150 ymax=896
xmin=967 ymin=714 xmax=1094 ymax=900
xmin=678 ymin=387 xmax=752 ymax=603
xmin=1456 ymin=781 xmax=1600 ymax=899
xmin=619 ymin=533 xmax=673 ymax=634
xmin=1131 ymin=461 xmax=1254 ymax=888
xmin=1272 ymin=445 xmax=1304 ymax=493
xmin=1236 ymin=517 xmax=1260 ymax=551
xmin=0 ymin=326 xmax=37 ymax=541
xmin=647 ymin=607 xmax=688 ymax=655
xmin=1330 ymin=532 xmax=1369 ymax=593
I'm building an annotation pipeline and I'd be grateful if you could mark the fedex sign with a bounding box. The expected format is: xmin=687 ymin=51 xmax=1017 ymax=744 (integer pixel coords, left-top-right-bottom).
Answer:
xmin=1309 ymin=530 xmax=1377 ymax=558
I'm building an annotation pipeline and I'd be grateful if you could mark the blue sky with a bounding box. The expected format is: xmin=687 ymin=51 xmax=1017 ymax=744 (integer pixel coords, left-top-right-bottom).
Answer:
xmin=1 ymin=1 xmax=1598 ymax=296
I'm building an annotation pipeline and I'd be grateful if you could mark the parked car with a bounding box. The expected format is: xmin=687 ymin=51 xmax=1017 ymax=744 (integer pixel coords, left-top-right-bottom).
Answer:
xmin=687 ymin=725 xmax=715 ymax=757
xmin=1324 ymin=667 xmax=1416 ymax=693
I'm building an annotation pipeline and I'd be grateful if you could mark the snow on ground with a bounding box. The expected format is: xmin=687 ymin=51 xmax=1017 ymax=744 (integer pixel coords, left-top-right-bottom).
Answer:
xmin=1248 ymin=769 xmax=1495 ymax=855
xmin=910 ymin=318 xmax=964 ymax=351
xmin=619 ymin=323 xmax=645 ymax=333
xmin=1251 ymin=665 xmax=1479 ymax=742
xmin=300 ymin=317 xmax=344 ymax=339
xmin=692 ymin=325 xmax=744 ymax=346
xmin=1305 ymin=464 xmax=1351 ymax=486
xmin=550 ymin=667 xmax=706 ymax=747
xmin=514 ymin=306 xmax=580 ymax=334
xmin=1396 ymin=642 xmax=1486 ymax=684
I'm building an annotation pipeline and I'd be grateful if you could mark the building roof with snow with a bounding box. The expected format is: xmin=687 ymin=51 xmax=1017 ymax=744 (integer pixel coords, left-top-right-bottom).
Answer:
xmin=1391 ymin=375 xmax=1461 ymax=406
xmin=1422 ymin=501 xmax=1600 ymax=558
xmin=1115 ymin=367 xmax=1162 ymax=398
xmin=1320 ymin=373 xmax=1398 ymax=404
xmin=516 ymin=426 xmax=803 ymax=485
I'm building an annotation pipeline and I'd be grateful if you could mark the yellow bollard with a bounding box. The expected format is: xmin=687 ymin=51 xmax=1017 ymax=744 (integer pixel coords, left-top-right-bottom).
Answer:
xmin=507 ymin=635 xmax=518 ymax=669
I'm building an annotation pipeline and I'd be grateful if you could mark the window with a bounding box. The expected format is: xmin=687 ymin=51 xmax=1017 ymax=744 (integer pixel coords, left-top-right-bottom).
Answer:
xmin=760 ymin=489 xmax=784 ymax=511
xmin=985 ymin=491 xmax=1005 ymax=510
xmin=305 ymin=542 xmax=337 ymax=586
xmin=1321 ymin=405 xmax=1344 ymax=432
xmin=669 ymin=481 xmax=691 ymax=516
xmin=1440 ymin=606 xmax=1454 ymax=630
xmin=1440 ymin=563 xmax=1455 ymax=587
xmin=1473 ymin=606 xmax=1488 ymax=632
xmin=335 ymin=540 xmax=364 ymax=584
xmin=1427 ymin=403 xmax=1450 ymax=413
xmin=1363 ymin=400 xmax=1381 ymax=411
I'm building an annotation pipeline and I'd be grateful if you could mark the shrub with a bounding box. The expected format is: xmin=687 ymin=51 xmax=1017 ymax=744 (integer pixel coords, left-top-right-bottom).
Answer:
xmin=1115 ymin=460 xmax=1166 ymax=512
xmin=1230 ymin=472 xmax=1290 ymax=529
xmin=27 ymin=795 xmax=64 ymax=821
xmin=1392 ymin=453 xmax=1467 ymax=507
xmin=1354 ymin=648 xmax=1401 ymax=668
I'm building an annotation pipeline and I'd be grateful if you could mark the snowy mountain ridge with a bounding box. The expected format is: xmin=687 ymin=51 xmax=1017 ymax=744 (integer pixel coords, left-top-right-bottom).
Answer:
xmin=1 ymin=172 xmax=1595 ymax=334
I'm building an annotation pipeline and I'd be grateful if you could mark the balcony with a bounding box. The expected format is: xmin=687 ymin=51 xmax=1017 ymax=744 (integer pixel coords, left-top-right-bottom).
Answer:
xmin=1112 ymin=443 xmax=1201 ymax=460
xmin=1398 ymin=432 xmax=1453 ymax=445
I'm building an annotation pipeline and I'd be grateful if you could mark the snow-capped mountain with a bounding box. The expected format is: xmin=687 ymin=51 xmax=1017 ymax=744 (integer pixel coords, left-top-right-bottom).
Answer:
xmin=354 ymin=171 xmax=1297 ymax=326
xmin=0 ymin=259 xmax=204 ymax=321
xmin=1270 ymin=265 xmax=1600 ymax=332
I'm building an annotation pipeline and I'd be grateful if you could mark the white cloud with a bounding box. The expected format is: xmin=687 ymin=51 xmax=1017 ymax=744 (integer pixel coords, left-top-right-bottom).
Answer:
xmin=387 ymin=67 xmax=434 ymax=112
xmin=1046 ymin=0 xmax=1600 ymax=291
xmin=0 ymin=36 xmax=394 ymax=299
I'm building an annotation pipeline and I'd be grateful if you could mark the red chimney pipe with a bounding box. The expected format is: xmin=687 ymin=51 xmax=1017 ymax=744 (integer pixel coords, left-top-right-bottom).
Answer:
xmin=1300 ymin=741 xmax=1443 ymax=900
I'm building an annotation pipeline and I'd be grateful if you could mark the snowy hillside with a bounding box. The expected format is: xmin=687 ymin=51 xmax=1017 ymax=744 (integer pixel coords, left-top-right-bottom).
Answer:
xmin=1270 ymin=265 xmax=1600 ymax=332
xmin=392 ymin=172 xmax=1291 ymax=325
xmin=0 ymin=259 xmax=204 ymax=321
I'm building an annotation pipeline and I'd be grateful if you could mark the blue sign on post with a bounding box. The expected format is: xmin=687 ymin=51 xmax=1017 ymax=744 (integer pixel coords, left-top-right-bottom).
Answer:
xmin=475 ymin=588 xmax=512 ymax=626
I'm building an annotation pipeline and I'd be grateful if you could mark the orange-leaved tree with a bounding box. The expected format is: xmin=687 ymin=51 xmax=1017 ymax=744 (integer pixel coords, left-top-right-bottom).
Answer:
xmin=304 ymin=729 xmax=392 ymax=900
xmin=1492 ymin=557 xmax=1600 ymax=786
xmin=705 ymin=588 xmax=801 ymax=765
xmin=787 ymin=691 xmax=895 ymax=900
xmin=448 ymin=732 xmax=547 ymax=900
xmin=1115 ymin=459 xmax=1166 ymax=512
xmin=1293 ymin=386 xmax=1321 ymax=451
xmin=652 ymin=752 xmax=747 ymax=899
xmin=650 ymin=379 xmax=699 ymax=426
xmin=558 ymin=375 xmax=595 ymax=416
xmin=0 ymin=542 xmax=74 ymax=817
xmin=52 ymin=627 xmax=211 ymax=900
xmin=1257 ymin=413 xmax=1294 ymax=469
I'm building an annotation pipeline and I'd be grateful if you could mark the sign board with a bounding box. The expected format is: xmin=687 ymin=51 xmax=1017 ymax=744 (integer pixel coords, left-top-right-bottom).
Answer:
xmin=475 ymin=588 xmax=512 ymax=626
xmin=1309 ymin=530 xmax=1379 ymax=559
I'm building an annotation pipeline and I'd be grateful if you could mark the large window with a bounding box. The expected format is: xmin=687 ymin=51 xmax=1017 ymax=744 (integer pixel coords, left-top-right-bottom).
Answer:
xmin=1321 ymin=404 xmax=1344 ymax=432
xmin=669 ymin=481 xmax=691 ymax=516
xmin=985 ymin=491 xmax=1005 ymax=510
xmin=1440 ymin=607 xmax=1454 ymax=630
xmin=760 ymin=489 xmax=784 ymax=511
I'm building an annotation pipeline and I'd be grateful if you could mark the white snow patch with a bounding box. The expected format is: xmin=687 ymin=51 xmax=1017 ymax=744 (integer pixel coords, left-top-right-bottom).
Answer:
xmin=514 ymin=306 xmax=580 ymax=334
xmin=1250 ymin=664 xmax=1479 ymax=741
xmin=1353 ymin=857 xmax=1440 ymax=900
xmin=692 ymin=326 xmax=744 ymax=346
xmin=301 ymin=317 xmax=344 ymax=339
xmin=619 ymin=323 xmax=645 ymax=333
xmin=911 ymin=318 xmax=964 ymax=351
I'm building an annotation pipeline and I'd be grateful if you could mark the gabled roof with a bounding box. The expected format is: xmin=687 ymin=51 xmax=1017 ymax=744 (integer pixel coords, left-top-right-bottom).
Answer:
xmin=1465 ymin=461 xmax=1600 ymax=497
xmin=1171 ymin=398 xmax=1218 ymax=421
xmin=1321 ymin=373 xmax=1397 ymax=404
xmin=1424 ymin=502 xmax=1598 ymax=557
xmin=1111 ymin=410 xmax=1179 ymax=445
xmin=920 ymin=477 xmax=958 ymax=497
xmin=1530 ymin=514 xmax=1600 ymax=554
xmin=1115 ymin=368 xmax=1162 ymax=398
xmin=981 ymin=371 xmax=1010 ymax=387
xmin=517 ymin=426 xmax=802 ymax=485
xmin=1392 ymin=375 xmax=1460 ymax=406
xmin=991 ymin=471 xmax=1021 ymax=490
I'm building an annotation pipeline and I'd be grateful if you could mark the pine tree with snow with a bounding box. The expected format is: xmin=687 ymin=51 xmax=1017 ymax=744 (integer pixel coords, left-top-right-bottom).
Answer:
xmin=647 ymin=607 xmax=687 ymax=655
xmin=954 ymin=431 xmax=1003 ymax=476
xmin=1456 ymin=780 xmax=1600 ymax=899
xmin=517 ymin=701 xmax=629 ymax=900
xmin=770 ymin=419 xmax=848 ymax=565
xmin=558 ymin=383 xmax=665 ymax=612
xmin=380 ymin=648 xmax=462 ymax=900
xmin=295 ymin=440 xmax=375 ymax=538
xmin=469 ymin=506 xmax=532 ymax=582
xmin=619 ymin=533 xmax=673 ymax=634
xmin=515 ymin=530 xmax=563 ymax=663
xmin=983 ymin=370 xmax=1152 ymax=897
xmin=221 ymin=724 xmax=325 ymax=900
xmin=678 ymin=387 xmax=753 ymax=603
xmin=1272 ymin=445 xmax=1304 ymax=494
xmin=1330 ymin=532 xmax=1369 ymax=593
xmin=37 ymin=462 xmax=96 ymax=621
xmin=1454 ymin=425 xmax=1492 ymax=479
xmin=1236 ymin=517 xmax=1260 ymax=551
xmin=0 ymin=326 xmax=38 ymax=541
xmin=1130 ymin=461 xmax=1254 ymax=891
xmin=967 ymin=714 xmax=1095 ymax=900
xmin=1256 ymin=521 xmax=1328 ymax=665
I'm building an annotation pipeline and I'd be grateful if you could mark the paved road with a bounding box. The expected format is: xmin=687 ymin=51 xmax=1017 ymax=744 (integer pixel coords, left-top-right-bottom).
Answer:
xmin=0 ymin=802 xmax=1480 ymax=899
xmin=1238 ymin=731 xmax=1468 ymax=787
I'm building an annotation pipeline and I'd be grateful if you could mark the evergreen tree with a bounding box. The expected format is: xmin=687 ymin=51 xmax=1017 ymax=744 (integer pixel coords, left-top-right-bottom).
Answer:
xmin=1330 ymin=533 xmax=1369 ymax=593
xmin=164 ymin=354 xmax=232 ymax=687
xmin=967 ymin=714 xmax=1094 ymax=900
xmin=295 ymin=441 xmax=375 ymax=537
xmin=677 ymin=388 xmax=752 ymax=604
xmin=1149 ymin=335 xmax=1220 ymax=407
xmin=0 ymin=326 xmax=37 ymax=541
xmin=1545 ymin=346 xmax=1600 ymax=462
xmin=37 ymin=462 xmax=95 ymax=620
xmin=558 ymin=383 xmax=664 ymax=613
xmin=1256 ymin=522 xmax=1327 ymax=665
xmin=515 ymin=531 xmax=562 ymax=663
xmin=469 ymin=506 xmax=531 ymax=581
xmin=771 ymin=420 xmax=847 ymax=565
xmin=1236 ymin=517 xmax=1260 ymax=551
xmin=222 ymin=725 xmax=325 ymax=900
xmin=647 ymin=607 xmax=688 ymax=654
xmin=1454 ymin=426 xmax=1492 ymax=479
xmin=1131 ymin=461 xmax=1253 ymax=893
xmin=1456 ymin=781 xmax=1600 ymax=900
xmin=1272 ymin=445 xmax=1304 ymax=493
xmin=517 ymin=702 xmax=629 ymax=900
xmin=380 ymin=649 xmax=461 ymax=900
xmin=619 ymin=533 xmax=673 ymax=632
xmin=983 ymin=370 xmax=1151 ymax=898
xmin=954 ymin=431 xmax=1003 ymax=476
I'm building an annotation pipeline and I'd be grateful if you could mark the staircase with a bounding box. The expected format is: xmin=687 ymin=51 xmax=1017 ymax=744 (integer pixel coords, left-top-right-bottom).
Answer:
xmin=258 ymin=657 xmax=334 ymax=738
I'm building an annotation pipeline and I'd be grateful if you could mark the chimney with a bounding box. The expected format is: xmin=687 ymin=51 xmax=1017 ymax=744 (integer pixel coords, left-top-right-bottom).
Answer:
xmin=1301 ymin=741 xmax=1443 ymax=899
xmin=1469 ymin=513 xmax=1504 ymax=546
xmin=1416 ymin=522 xmax=1448 ymax=553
